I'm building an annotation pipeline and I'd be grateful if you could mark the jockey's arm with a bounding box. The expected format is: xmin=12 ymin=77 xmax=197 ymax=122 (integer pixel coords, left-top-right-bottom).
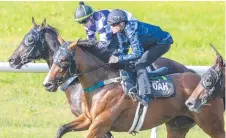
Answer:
xmin=76 ymin=39 xmax=98 ymax=48
xmin=86 ymin=28 xmax=97 ymax=41
xmin=96 ymin=32 xmax=111 ymax=49
xmin=117 ymin=27 xmax=144 ymax=63
xmin=77 ymin=32 xmax=112 ymax=51
xmin=77 ymin=30 xmax=107 ymax=49
xmin=111 ymin=33 xmax=127 ymax=57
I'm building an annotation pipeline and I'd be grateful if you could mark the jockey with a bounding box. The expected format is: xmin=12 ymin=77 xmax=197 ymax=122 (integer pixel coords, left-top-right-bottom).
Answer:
xmin=74 ymin=1 xmax=136 ymax=49
xmin=107 ymin=9 xmax=173 ymax=106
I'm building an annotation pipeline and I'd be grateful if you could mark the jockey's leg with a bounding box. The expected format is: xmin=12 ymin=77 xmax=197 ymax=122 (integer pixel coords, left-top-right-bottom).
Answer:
xmin=135 ymin=44 xmax=171 ymax=106
xmin=119 ymin=69 xmax=136 ymax=94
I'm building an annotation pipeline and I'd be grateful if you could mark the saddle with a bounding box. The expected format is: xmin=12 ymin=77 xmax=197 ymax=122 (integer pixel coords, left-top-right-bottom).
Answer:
xmin=121 ymin=67 xmax=176 ymax=98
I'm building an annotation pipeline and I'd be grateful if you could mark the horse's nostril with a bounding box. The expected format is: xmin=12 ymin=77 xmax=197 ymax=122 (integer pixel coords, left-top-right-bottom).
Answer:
xmin=44 ymin=82 xmax=53 ymax=87
xmin=8 ymin=58 xmax=15 ymax=63
xmin=186 ymin=102 xmax=193 ymax=106
xmin=8 ymin=58 xmax=15 ymax=64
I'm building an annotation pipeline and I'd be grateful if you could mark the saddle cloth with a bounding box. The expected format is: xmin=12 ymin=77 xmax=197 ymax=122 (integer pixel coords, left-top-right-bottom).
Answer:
xmin=122 ymin=67 xmax=176 ymax=98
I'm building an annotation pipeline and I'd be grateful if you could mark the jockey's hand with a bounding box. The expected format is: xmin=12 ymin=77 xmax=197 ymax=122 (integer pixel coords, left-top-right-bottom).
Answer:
xmin=109 ymin=55 xmax=119 ymax=63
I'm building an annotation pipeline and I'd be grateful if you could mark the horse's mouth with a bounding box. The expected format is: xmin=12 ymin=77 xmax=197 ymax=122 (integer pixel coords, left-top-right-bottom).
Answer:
xmin=9 ymin=61 xmax=23 ymax=69
xmin=186 ymin=100 xmax=202 ymax=113
xmin=44 ymin=82 xmax=58 ymax=92
xmin=188 ymin=106 xmax=201 ymax=113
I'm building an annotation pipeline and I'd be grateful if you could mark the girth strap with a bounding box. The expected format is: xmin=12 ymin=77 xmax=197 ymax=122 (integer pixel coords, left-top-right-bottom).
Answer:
xmin=83 ymin=77 xmax=122 ymax=92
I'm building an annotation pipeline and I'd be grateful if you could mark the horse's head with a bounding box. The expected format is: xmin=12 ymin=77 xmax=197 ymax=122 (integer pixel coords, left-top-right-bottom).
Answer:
xmin=186 ymin=54 xmax=225 ymax=112
xmin=8 ymin=17 xmax=59 ymax=69
xmin=43 ymin=36 xmax=78 ymax=92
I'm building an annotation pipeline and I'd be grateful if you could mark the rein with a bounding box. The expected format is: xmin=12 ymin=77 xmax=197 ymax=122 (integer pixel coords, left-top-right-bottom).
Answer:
xmin=73 ymin=63 xmax=110 ymax=77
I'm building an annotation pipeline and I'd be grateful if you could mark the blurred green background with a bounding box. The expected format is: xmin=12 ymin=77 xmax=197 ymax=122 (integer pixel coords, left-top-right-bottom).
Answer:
xmin=0 ymin=1 xmax=225 ymax=138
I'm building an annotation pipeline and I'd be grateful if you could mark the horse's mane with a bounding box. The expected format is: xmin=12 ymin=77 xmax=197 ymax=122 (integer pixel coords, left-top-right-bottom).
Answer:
xmin=78 ymin=43 xmax=115 ymax=63
xmin=78 ymin=36 xmax=119 ymax=63
xmin=45 ymin=24 xmax=59 ymax=36
xmin=77 ymin=42 xmax=120 ymax=78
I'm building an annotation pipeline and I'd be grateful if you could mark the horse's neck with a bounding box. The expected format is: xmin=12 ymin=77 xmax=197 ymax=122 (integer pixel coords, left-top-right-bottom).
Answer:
xmin=222 ymin=68 xmax=225 ymax=95
xmin=74 ymin=46 xmax=119 ymax=89
xmin=43 ymin=30 xmax=60 ymax=68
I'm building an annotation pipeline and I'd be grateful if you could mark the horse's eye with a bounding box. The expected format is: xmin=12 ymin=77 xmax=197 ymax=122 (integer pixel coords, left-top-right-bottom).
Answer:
xmin=28 ymin=37 xmax=34 ymax=43
xmin=25 ymin=35 xmax=36 ymax=46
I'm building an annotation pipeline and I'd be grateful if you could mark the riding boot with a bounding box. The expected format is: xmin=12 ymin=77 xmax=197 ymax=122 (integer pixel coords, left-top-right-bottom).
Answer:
xmin=119 ymin=70 xmax=136 ymax=94
xmin=136 ymin=68 xmax=151 ymax=106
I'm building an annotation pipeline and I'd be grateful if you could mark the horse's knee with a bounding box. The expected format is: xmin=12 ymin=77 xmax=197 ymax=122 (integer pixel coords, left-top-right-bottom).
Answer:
xmin=86 ymin=122 xmax=111 ymax=138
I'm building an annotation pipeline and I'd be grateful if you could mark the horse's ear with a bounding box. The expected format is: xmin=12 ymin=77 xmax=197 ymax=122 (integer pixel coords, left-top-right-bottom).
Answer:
xmin=219 ymin=56 xmax=224 ymax=67
xmin=68 ymin=41 xmax=78 ymax=51
xmin=32 ymin=17 xmax=37 ymax=28
xmin=37 ymin=18 xmax=46 ymax=31
xmin=41 ymin=18 xmax=46 ymax=26
xmin=57 ymin=35 xmax=65 ymax=45
xmin=215 ymin=55 xmax=224 ymax=68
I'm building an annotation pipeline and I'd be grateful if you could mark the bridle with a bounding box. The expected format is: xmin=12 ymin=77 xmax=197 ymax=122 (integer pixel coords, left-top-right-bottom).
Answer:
xmin=200 ymin=66 xmax=223 ymax=104
xmin=199 ymin=44 xmax=225 ymax=105
xmin=52 ymin=42 xmax=110 ymax=84
xmin=21 ymin=28 xmax=45 ymax=64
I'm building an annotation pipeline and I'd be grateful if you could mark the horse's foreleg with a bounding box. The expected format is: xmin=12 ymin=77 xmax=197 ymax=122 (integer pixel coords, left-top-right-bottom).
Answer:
xmin=85 ymin=120 xmax=112 ymax=138
xmin=165 ymin=123 xmax=191 ymax=138
xmin=85 ymin=112 xmax=114 ymax=138
xmin=55 ymin=113 xmax=91 ymax=138
xmin=165 ymin=116 xmax=195 ymax=138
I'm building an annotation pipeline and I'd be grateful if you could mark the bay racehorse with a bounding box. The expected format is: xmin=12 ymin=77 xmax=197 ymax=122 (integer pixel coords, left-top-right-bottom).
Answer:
xmin=186 ymin=46 xmax=225 ymax=112
xmin=43 ymin=39 xmax=225 ymax=138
